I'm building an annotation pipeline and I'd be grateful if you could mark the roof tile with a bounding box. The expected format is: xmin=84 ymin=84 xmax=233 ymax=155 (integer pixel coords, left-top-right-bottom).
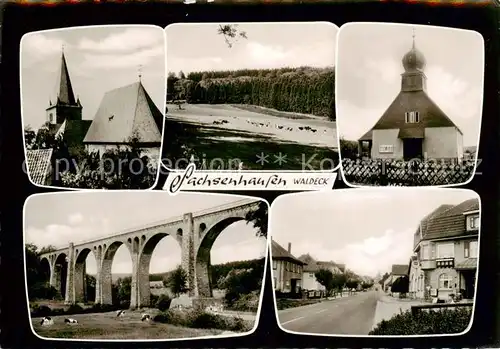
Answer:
xmin=26 ymin=149 xmax=53 ymax=185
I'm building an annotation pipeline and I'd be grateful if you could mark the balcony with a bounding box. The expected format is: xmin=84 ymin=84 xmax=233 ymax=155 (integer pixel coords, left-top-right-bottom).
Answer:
xmin=436 ymin=257 xmax=455 ymax=268
xmin=420 ymin=259 xmax=436 ymax=270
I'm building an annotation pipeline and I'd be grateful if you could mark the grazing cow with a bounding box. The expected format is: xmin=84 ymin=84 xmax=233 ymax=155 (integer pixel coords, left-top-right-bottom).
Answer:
xmin=64 ymin=318 xmax=78 ymax=324
xmin=141 ymin=314 xmax=151 ymax=322
xmin=40 ymin=317 xmax=54 ymax=326
xmin=116 ymin=310 xmax=126 ymax=317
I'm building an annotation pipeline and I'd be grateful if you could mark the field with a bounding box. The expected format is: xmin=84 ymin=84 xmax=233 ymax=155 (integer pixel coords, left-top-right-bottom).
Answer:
xmin=162 ymin=104 xmax=339 ymax=171
xmin=31 ymin=309 xmax=226 ymax=339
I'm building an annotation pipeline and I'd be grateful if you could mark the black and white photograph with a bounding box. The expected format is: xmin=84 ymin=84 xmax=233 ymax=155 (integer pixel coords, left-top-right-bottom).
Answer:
xmin=21 ymin=25 xmax=166 ymax=190
xmin=336 ymin=23 xmax=484 ymax=187
xmin=162 ymin=22 xmax=338 ymax=172
xmin=270 ymin=189 xmax=479 ymax=336
xmin=25 ymin=192 xmax=268 ymax=340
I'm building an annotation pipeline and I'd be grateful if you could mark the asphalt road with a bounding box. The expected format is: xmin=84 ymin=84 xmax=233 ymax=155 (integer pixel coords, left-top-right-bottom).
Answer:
xmin=278 ymin=290 xmax=381 ymax=335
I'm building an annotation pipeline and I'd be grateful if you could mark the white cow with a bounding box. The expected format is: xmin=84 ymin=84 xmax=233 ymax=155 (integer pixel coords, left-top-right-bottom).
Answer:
xmin=116 ymin=310 xmax=126 ymax=317
xmin=40 ymin=317 xmax=54 ymax=326
xmin=141 ymin=314 xmax=151 ymax=322
xmin=64 ymin=318 xmax=78 ymax=324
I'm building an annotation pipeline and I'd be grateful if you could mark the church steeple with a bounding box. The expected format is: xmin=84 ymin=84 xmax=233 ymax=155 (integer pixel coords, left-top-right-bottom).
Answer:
xmin=401 ymin=28 xmax=427 ymax=92
xmin=58 ymin=46 xmax=77 ymax=105
xmin=46 ymin=46 xmax=83 ymax=125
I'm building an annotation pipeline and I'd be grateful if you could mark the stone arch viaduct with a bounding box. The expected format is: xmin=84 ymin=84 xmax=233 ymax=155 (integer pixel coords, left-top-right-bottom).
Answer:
xmin=39 ymin=198 xmax=263 ymax=308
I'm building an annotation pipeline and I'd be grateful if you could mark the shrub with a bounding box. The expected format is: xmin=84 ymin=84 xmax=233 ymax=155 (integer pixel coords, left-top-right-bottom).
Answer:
xmin=228 ymin=291 xmax=260 ymax=312
xmin=339 ymin=138 xmax=359 ymax=160
xmin=156 ymin=294 xmax=172 ymax=312
xmin=150 ymin=294 xmax=159 ymax=307
xmin=66 ymin=304 xmax=84 ymax=314
xmin=370 ymin=307 xmax=472 ymax=335
xmin=153 ymin=309 xmax=252 ymax=332
xmin=31 ymin=304 xmax=52 ymax=318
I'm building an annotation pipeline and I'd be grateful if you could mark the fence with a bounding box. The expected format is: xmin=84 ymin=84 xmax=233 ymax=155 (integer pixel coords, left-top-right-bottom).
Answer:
xmin=410 ymin=302 xmax=474 ymax=317
xmin=341 ymin=158 xmax=476 ymax=186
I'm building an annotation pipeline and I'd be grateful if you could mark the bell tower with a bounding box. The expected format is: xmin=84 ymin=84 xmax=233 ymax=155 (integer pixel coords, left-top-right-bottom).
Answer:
xmin=46 ymin=46 xmax=83 ymax=126
xmin=401 ymin=29 xmax=427 ymax=92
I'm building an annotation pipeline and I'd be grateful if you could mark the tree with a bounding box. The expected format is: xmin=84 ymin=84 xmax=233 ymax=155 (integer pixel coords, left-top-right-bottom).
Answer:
xmin=332 ymin=272 xmax=348 ymax=293
xmin=178 ymin=71 xmax=186 ymax=79
xmin=113 ymin=277 xmax=131 ymax=307
xmin=391 ymin=275 xmax=409 ymax=294
xmin=24 ymin=126 xmax=36 ymax=149
xmin=315 ymin=269 xmax=335 ymax=296
xmin=25 ymin=243 xmax=59 ymax=300
xmin=217 ymin=24 xmax=247 ymax=48
xmin=245 ymin=201 xmax=268 ymax=238
xmin=166 ymin=265 xmax=188 ymax=297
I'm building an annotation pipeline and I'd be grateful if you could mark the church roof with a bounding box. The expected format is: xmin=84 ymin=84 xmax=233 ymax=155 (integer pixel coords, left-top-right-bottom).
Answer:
xmin=57 ymin=51 xmax=77 ymax=105
xmin=83 ymin=81 xmax=164 ymax=144
xmin=26 ymin=148 xmax=53 ymax=185
xmin=55 ymin=119 xmax=92 ymax=148
xmin=359 ymin=90 xmax=463 ymax=141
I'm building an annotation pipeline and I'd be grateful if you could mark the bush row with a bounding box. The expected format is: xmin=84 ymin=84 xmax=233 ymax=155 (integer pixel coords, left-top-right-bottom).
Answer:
xmin=153 ymin=309 xmax=251 ymax=332
xmin=369 ymin=307 xmax=472 ymax=335
xmin=276 ymin=298 xmax=322 ymax=310
xmin=31 ymin=303 xmax=124 ymax=318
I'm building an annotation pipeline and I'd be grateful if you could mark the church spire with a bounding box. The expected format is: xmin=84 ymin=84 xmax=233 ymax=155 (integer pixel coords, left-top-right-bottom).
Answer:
xmin=412 ymin=28 xmax=416 ymax=49
xmin=57 ymin=46 xmax=77 ymax=105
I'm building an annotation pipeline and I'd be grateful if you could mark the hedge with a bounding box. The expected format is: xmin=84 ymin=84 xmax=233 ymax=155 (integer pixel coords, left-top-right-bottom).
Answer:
xmin=369 ymin=307 xmax=472 ymax=335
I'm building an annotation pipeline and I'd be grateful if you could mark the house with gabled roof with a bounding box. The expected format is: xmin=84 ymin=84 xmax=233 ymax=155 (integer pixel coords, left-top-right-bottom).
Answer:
xmin=298 ymin=253 xmax=344 ymax=291
xmin=358 ymin=32 xmax=463 ymax=161
xmin=382 ymin=264 xmax=409 ymax=292
xmin=408 ymin=198 xmax=479 ymax=301
xmin=271 ymin=240 xmax=306 ymax=293
xmin=83 ymin=79 xmax=164 ymax=160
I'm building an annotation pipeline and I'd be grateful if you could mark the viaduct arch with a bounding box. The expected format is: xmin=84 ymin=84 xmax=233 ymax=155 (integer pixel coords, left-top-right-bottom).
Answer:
xmin=39 ymin=198 xmax=262 ymax=308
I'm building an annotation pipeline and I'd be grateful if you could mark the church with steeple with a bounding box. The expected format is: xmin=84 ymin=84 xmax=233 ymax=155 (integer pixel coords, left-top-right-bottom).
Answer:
xmin=46 ymin=48 xmax=92 ymax=155
xmin=45 ymin=47 xmax=163 ymax=159
xmin=358 ymin=30 xmax=464 ymax=161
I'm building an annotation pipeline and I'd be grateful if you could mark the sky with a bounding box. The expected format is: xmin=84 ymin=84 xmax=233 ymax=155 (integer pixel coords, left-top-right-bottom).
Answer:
xmin=166 ymin=22 xmax=338 ymax=74
xmin=336 ymin=23 xmax=484 ymax=147
xmin=25 ymin=192 xmax=267 ymax=274
xmin=21 ymin=25 xmax=166 ymax=130
xmin=271 ymin=189 xmax=479 ymax=278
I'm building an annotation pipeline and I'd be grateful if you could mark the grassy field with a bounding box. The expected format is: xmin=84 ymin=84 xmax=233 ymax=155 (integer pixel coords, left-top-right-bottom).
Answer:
xmin=162 ymin=121 xmax=338 ymax=171
xmin=32 ymin=309 xmax=225 ymax=339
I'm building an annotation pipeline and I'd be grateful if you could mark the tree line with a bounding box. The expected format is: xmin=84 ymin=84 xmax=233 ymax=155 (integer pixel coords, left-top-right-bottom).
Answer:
xmin=314 ymin=268 xmax=374 ymax=296
xmin=167 ymin=66 xmax=336 ymax=121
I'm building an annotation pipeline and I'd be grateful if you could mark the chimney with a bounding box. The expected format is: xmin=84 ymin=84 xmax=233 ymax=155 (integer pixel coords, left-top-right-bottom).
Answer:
xmin=287 ymin=242 xmax=291 ymax=253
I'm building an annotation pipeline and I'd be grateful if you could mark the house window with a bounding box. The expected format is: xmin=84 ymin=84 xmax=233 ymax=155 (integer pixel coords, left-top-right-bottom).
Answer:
xmin=438 ymin=273 xmax=453 ymax=289
xmin=437 ymin=243 xmax=454 ymax=258
xmin=379 ymin=145 xmax=394 ymax=153
xmin=470 ymin=241 xmax=478 ymax=258
xmin=469 ymin=216 xmax=480 ymax=230
xmin=405 ymin=111 xmax=420 ymax=123
xmin=421 ymin=245 xmax=430 ymax=260
xmin=273 ymin=260 xmax=277 ymax=270
xmin=285 ymin=281 xmax=290 ymax=287
xmin=274 ymin=277 xmax=277 ymax=288
xmin=309 ymin=273 xmax=314 ymax=278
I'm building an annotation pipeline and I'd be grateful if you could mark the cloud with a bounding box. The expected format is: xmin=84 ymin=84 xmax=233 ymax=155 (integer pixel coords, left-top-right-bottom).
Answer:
xmin=78 ymin=27 xmax=164 ymax=52
xmin=246 ymin=42 xmax=290 ymax=64
xmin=211 ymin=237 xmax=267 ymax=265
xmin=364 ymin=58 xmax=400 ymax=84
xmin=322 ymin=229 xmax=413 ymax=277
xmin=81 ymin=45 xmax=164 ymax=70
xmin=26 ymin=224 xmax=89 ymax=248
xmin=68 ymin=213 xmax=84 ymax=225
xmin=22 ymin=33 xmax=65 ymax=57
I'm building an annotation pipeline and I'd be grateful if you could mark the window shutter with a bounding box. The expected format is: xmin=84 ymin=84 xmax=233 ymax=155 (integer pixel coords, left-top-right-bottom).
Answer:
xmin=464 ymin=241 xmax=470 ymax=258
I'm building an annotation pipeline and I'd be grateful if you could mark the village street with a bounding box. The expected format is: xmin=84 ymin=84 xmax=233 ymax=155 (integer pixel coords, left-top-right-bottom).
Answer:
xmin=278 ymin=290 xmax=381 ymax=335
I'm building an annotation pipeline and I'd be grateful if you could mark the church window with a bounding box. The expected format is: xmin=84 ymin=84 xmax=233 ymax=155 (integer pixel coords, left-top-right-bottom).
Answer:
xmin=405 ymin=111 xmax=420 ymax=123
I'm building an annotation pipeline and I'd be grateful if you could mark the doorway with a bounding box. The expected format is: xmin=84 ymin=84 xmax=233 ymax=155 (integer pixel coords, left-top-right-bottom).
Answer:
xmin=462 ymin=270 xmax=476 ymax=299
xmin=403 ymin=138 xmax=423 ymax=161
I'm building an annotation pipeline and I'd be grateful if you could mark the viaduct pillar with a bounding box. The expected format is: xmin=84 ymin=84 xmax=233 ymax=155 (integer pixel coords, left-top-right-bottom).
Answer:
xmin=64 ymin=243 xmax=75 ymax=304
xmin=181 ymin=213 xmax=196 ymax=296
